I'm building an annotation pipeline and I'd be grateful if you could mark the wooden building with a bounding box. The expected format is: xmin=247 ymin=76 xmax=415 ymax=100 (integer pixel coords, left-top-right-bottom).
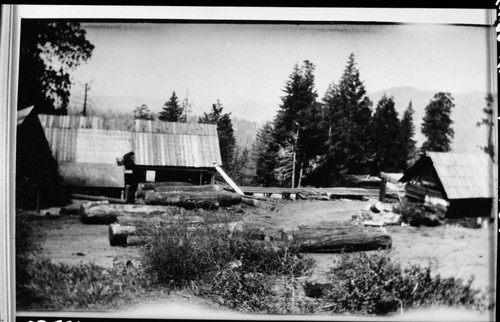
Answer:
xmin=38 ymin=115 xmax=222 ymax=200
xmin=399 ymin=152 xmax=494 ymax=218
xmin=16 ymin=107 xmax=61 ymax=209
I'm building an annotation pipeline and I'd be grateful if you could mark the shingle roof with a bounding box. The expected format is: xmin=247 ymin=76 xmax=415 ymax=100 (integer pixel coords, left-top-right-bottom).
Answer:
xmin=427 ymin=152 xmax=494 ymax=199
xmin=39 ymin=115 xmax=222 ymax=168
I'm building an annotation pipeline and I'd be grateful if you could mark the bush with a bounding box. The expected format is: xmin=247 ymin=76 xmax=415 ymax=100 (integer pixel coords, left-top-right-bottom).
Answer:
xmin=140 ymin=218 xmax=314 ymax=287
xmin=17 ymin=258 xmax=148 ymax=310
xmin=196 ymin=267 xmax=276 ymax=313
xmin=322 ymin=251 xmax=486 ymax=315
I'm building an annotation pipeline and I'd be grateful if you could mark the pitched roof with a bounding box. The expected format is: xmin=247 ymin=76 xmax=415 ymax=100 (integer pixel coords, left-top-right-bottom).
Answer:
xmin=424 ymin=152 xmax=493 ymax=199
xmin=39 ymin=115 xmax=222 ymax=168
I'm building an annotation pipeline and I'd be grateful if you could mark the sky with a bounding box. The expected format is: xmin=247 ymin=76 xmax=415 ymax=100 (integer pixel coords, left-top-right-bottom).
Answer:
xmin=66 ymin=17 xmax=494 ymax=121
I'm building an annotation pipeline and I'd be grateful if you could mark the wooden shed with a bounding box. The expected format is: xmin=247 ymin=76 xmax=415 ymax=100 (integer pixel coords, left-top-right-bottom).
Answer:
xmin=38 ymin=115 xmax=222 ymax=200
xmin=16 ymin=107 xmax=61 ymax=209
xmin=399 ymin=152 xmax=494 ymax=218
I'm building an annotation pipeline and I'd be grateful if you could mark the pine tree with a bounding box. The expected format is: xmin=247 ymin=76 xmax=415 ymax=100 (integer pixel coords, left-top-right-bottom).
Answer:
xmin=199 ymin=100 xmax=236 ymax=171
xmin=158 ymin=92 xmax=184 ymax=122
xmin=319 ymin=53 xmax=373 ymax=184
xmin=476 ymin=94 xmax=494 ymax=159
xmin=367 ymin=95 xmax=404 ymax=174
xmin=421 ymin=92 xmax=455 ymax=152
xmin=272 ymin=60 xmax=325 ymax=187
xmin=252 ymin=121 xmax=279 ymax=186
xmin=400 ymin=101 xmax=417 ymax=169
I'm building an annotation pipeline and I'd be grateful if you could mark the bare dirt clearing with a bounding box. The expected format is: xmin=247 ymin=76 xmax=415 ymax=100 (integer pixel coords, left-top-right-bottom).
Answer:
xmin=32 ymin=198 xmax=495 ymax=317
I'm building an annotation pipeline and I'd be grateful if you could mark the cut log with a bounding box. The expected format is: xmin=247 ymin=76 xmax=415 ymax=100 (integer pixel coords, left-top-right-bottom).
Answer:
xmin=138 ymin=181 xmax=194 ymax=190
xmin=136 ymin=183 xmax=220 ymax=199
xmin=144 ymin=191 xmax=242 ymax=209
xmin=241 ymin=196 xmax=260 ymax=207
xmin=80 ymin=203 xmax=186 ymax=224
xmin=108 ymin=221 xmax=275 ymax=246
xmin=71 ymin=193 xmax=126 ymax=204
xmin=282 ymin=223 xmax=392 ymax=253
xmin=109 ymin=223 xmax=137 ymax=246
xmin=117 ymin=214 xmax=204 ymax=226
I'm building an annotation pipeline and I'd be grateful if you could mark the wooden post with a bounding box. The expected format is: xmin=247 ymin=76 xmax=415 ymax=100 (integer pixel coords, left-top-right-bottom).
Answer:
xmin=379 ymin=177 xmax=387 ymax=202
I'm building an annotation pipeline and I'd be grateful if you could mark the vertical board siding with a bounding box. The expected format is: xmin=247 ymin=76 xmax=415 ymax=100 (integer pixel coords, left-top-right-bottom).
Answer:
xmin=38 ymin=114 xmax=221 ymax=167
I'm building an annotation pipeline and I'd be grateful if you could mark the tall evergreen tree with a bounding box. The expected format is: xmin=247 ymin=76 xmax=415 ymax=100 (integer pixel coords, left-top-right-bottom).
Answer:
xmin=158 ymin=92 xmax=184 ymax=122
xmin=421 ymin=92 xmax=455 ymax=152
xmin=319 ymin=53 xmax=373 ymax=184
xmin=476 ymin=94 xmax=495 ymax=159
xmin=252 ymin=121 xmax=279 ymax=186
xmin=367 ymin=95 xmax=404 ymax=174
xmin=199 ymin=100 xmax=236 ymax=171
xmin=272 ymin=60 xmax=325 ymax=187
xmin=400 ymin=101 xmax=417 ymax=169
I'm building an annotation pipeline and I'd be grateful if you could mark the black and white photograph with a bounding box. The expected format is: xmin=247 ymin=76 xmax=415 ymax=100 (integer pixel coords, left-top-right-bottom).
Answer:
xmin=2 ymin=4 xmax=497 ymax=321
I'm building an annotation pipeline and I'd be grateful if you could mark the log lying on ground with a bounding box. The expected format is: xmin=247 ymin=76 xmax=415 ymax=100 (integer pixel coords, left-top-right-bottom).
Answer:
xmin=144 ymin=190 xmax=242 ymax=209
xmin=71 ymin=193 xmax=126 ymax=204
xmin=108 ymin=221 xmax=276 ymax=246
xmin=136 ymin=183 xmax=218 ymax=199
xmin=282 ymin=223 xmax=392 ymax=253
xmin=80 ymin=202 xmax=189 ymax=224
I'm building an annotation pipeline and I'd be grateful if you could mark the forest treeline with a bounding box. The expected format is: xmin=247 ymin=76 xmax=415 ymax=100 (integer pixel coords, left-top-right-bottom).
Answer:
xmin=19 ymin=22 xmax=493 ymax=188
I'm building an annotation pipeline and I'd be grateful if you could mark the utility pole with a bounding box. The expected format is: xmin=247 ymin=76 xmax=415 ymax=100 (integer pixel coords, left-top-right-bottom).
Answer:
xmin=82 ymin=83 xmax=89 ymax=116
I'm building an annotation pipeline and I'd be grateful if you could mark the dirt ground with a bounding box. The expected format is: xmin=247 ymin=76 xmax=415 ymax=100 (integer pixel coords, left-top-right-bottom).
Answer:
xmin=29 ymin=198 xmax=496 ymax=318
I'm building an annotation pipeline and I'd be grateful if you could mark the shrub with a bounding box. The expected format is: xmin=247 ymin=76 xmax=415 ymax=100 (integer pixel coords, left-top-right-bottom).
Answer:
xmin=322 ymin=250 xmax=486 ymax=315
xmin=140 ymin=218 xmax=314 ymax=287
xmin=16 ymin=257 xmax=149 ymax=310
xmin=196 ymin=267 xmax=276 ymax=313
xmin=393 ymin=200 xmax=445 ymax=227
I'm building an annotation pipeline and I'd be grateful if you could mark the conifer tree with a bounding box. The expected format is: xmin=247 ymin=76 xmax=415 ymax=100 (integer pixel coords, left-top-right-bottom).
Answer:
xmin=158 ymin=92 xmax=184 ymax=122
xmin=252 ymin=122 xmax=279 ymax=186
xmin=476 ymin=94 xmax=495 ymax=159
xmin=367 ymin=95 xmax=404 ymax=173
xmin=272 ymin=60 xmax=325 ymax=187
xmin=319 ymin=53 xmax=372 ymax=184
xmin=421 ymin=92 xmax=455 ymax=152
xmin=400 ymin=101 xmax=417 ymax=168
xmin=199 ymin=100 xmax=236 ymax=171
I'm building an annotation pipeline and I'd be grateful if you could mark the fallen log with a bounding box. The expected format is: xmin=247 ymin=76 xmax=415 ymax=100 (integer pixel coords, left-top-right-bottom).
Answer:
xmin=282 ymin=223 xmax=392 ymax=253
xmin=144 ymin=190 xmax=242 ymax=209
xmin=71 ymin=193 xmax=126 ymax=204
xmin=136 ymin=183 xmax=220 ymax=199
xmin=109 ymin=223 xmax=137 ymax=246
xmin=108 ymin=221 xmax=276 ymax=246
xmin=80 ymin=202 xmax=187 ymax=224
xmin=117 ymin=214 xmax=204 ymax=226
xmin=241 ymin=196 xmax=260 ymax=207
